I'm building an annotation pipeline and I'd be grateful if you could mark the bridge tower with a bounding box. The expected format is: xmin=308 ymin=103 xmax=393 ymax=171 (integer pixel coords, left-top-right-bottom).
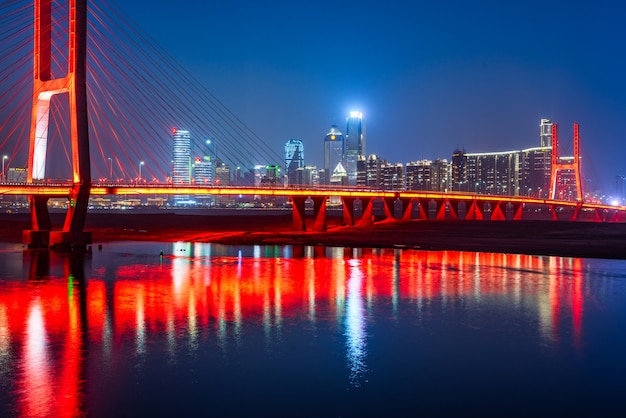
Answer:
xmin=24 ymin=0 xmax=92 ymax=249
xmin=548 ymin=123 xmax=583 ymax=202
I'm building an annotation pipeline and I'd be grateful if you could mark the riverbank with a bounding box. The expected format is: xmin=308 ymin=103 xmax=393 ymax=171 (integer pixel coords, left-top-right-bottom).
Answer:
xmin=1 ymin=212 xmax=625 ymax=259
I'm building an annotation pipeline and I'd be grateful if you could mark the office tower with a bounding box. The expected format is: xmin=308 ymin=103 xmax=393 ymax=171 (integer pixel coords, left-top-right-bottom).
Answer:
xmin=285 ymin=139 xmax=304 ymax=186
xmin=380 ymin=162 xmax=404 ymax=190
xmin=405 ymin=160 xmax=433 ymax=191
xmin=461 ymin=151 xmax=520 ymax=195
xmin=451 ymin=149 xmax=468 ymax=192
xmin=520 ymin=146 xmax=551 ymax=197
xmin=540 ymin=119 xmax=553 ymax=147
xmin=215 ymin=161 xmax=231 ymax=186
xmin=345 ymin=112 xmax=365 ymax=185
xmin=323 ymin=125 xmax=344 ymax=185
xmin=193 ymin=156 xmax=213 ymax=185
xmin=193 ymin=156 xmax=214 ymax=206
xmin=172 ymin=128 xmax=191 ymax=184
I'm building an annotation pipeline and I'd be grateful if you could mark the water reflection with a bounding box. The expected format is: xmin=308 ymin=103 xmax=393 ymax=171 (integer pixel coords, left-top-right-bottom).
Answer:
xmin=0 ymin=243 xmax=617 ymax=416
xmin=345 ymin=258 xmax=367 ymax=386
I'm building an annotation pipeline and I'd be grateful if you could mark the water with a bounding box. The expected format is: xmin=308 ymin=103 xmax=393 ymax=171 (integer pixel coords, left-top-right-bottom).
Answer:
xmin=1 ymin=242 xmax=626 ymax=417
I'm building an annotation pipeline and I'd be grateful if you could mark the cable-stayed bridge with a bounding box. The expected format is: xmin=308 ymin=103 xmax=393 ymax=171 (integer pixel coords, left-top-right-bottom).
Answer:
xmin=0 ymin=0 xmax=625 ymax=249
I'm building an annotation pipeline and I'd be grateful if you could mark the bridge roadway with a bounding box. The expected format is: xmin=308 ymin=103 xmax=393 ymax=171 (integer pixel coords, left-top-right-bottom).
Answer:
xmin=1 ymin=182 xmax=625 ymax=231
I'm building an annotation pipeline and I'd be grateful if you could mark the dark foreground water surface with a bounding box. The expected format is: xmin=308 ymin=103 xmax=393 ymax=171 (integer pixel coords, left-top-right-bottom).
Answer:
xmin=1 ymin=242 xmax=625 ymax=417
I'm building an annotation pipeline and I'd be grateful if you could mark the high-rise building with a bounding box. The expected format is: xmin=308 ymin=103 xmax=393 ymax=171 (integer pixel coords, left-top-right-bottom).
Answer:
xmin=380 ymin=162 xmax=404 ymax=190
xmin=540 ymin=119 xmax=553 ymax=147
xmin=356 ymin=154 xmax=385 ymax=187
xmin=215 ymin=161 xmax=231 ymax=186
xmin=451 ymin=149 xmax=468 ymax=192
xmin=172 ymin=129 xmax=191 ymax=184
xmin=323 ymin=125 xmax=344 ymax=185
xmin=345 ymin=112 xmax=365 ymax=185
xmin=285 ymin=139 xmax=304 ymax=186
xmin=405 ymin=159 xmax=450 ymax=192
xmin=519 ymin=146 xmax=551 ymax=197
xmin=193 ymin=156 xmax=213 ymax=185
xmin=295 ymin=165 xmax=319 ymax=186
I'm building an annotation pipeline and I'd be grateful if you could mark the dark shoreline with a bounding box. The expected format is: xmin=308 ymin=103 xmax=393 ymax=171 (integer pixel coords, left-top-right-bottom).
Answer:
xmin=1 ymin=212 xmax=625 ymax=259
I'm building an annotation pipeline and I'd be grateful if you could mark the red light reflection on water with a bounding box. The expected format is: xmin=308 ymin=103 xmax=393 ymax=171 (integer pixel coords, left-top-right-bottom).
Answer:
xmin=0 ymin=248 xmax=586 ymax=416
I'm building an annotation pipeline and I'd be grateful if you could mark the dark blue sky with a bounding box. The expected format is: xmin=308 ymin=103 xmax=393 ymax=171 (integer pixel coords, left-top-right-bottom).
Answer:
xmin=122 ymin=0 xmax=626 ymax=191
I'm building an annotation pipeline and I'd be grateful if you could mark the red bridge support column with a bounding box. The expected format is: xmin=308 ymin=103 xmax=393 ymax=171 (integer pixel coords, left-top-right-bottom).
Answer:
xmin=434 ymin=199 xmax=446 ymax=220
xmin=342 ymin=197 xmax=357 ymax=226
xmin=511 ymin=202 xmax=523 ymax=220
xmin=550 ymin=205 xmax=559 ymax=221
xmin=310 ymin=196 xmax=328 ymax=232
xmin=382 ymin=196 xmax=397 ymax=220
xmin=488 ymin=201 xmax=506 ymax=221
xmin=357 ymin=197 xmax=374 ymax=226
xmin=416 ymin=198 xmax=429 ymax=219
xmin=25 ymin=0 xmax=92 ymax=250
xmin=399 ymin=198 xmax=414 ymax=221
xmin=466 ymin=199 xmax=484 ymax=220
xmin=291 ymin=196 xmax=307 ymax=231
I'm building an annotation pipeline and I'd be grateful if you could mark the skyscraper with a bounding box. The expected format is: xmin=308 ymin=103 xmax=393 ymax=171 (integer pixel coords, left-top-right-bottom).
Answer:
xmin=323 ymin=125 xmax=344 ymax=185
xmin=285 ymin=139 xmax=304 ymax=186
xmin=540 ymin=119 xmax=553 ymax=147
xmin=193 ymin=156 xmax=213 ymax=185
xmin=345 ymin=112 xmax=365 ymax=185
xmin=172 ymin=128 xmax=191 ymax=184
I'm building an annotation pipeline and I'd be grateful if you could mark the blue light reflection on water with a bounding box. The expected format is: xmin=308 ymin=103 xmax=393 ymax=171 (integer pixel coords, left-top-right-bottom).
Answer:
xmin=0 ymin=242 xmax=626 ymax=417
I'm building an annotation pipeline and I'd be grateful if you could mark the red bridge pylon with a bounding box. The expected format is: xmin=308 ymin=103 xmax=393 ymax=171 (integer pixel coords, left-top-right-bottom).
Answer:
xmin=25 ymin=0 xmax=92 ymax=250
xmin=548 ymin=123 xmax=583 ymax=202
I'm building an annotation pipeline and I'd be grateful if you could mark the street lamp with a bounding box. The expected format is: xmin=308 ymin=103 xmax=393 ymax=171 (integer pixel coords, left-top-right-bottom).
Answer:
xmin=107 ymin=157 xmax=112 ymax=181
xmin=2 ymin=155 xmax=7 ymax=183
xmin=138 ymin=161 xmax=144 ymax=182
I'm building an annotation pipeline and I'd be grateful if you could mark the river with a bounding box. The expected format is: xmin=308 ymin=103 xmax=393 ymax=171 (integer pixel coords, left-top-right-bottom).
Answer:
xmin=1 ymin=242 xmax=625 ymax=417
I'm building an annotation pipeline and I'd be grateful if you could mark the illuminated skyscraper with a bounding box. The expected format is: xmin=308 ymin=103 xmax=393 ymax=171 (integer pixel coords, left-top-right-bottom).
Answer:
xmin=172 ymin=128 xmax=191 ymax=184
xmin=345 ymin=112 xmax=365 ymax=185
xmin=193 ymin=156 xmax=213 ymax=185
xmin=540 ymin=119 xmax=553 ymax=147
xmin=285 ymin=139 xmax=304 ymax=185
xmin=323 ymin=125 xmax=344 ymax=185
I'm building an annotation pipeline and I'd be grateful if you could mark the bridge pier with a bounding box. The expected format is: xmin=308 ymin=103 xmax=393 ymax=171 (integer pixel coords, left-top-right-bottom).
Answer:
xmin=416 ymin=198 xmax=429 ymax=219
xmin=341 ymin=197 xmax=357 ymax=226
xmin=310 ymin=196 xmax=328 ymax=232
xmin=487 ymin=201 xmax=506 ymax=221
xmin=399 ymin=197 xmax=414 ymax=220
xmin=356 ymin=197 xmax=374 ymax=226
xmin=290 ymin=195 xmax=328 ymax=232
xmin=23 ymin=0 xmax=92 ymax=251
xmin=466 ymin=200 xmax=483 ymax=220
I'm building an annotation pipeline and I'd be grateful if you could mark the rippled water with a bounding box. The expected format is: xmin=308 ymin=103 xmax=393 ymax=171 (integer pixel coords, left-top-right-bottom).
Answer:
xmin=1 ymin=242 xmax=626 ymax=417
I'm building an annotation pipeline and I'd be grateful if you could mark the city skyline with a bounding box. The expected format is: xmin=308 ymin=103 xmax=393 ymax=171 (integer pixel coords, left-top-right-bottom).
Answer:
xmin=120 ymin=0 xmax=626 ymax=191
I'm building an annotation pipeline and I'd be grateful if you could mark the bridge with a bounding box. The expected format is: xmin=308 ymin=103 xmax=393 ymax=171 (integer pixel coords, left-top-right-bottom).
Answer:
xmin=1 ymin=0 xmax=625 ymax=250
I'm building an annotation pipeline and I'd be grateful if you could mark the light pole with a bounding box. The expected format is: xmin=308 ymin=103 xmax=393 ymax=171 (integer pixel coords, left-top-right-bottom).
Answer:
xmin=138 ymin=161 xmax=144 ymax=183
xmin=107 ymin=157 xmax=112 ymax=181
xmin=2 ymin=155 xmax=7 ymax=183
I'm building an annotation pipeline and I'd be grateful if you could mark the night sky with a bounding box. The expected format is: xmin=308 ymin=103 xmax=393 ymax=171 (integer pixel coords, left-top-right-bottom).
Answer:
xmin=120 ymin=0 xmax=626 ymax=192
